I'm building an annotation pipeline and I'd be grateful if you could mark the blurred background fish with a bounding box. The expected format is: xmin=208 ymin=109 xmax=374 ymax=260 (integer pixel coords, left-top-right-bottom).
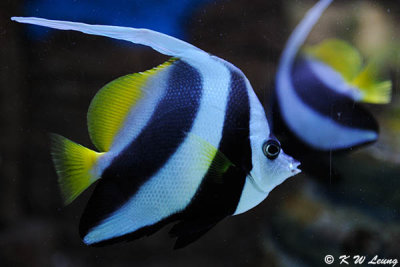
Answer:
xmin=271 ymin=0 xmax=393 ymax=182
xmin=272 ymin=37 xmax=392 ymax=150
xmin=2 ymin=0 xmax=400 ymax=266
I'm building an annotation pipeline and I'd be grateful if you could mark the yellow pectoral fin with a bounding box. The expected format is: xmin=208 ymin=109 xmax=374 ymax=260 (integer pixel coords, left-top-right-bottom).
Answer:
xmin=186 ymin=133 xmax=233 ymax=183
xmin=351 ymin=61 xmax=392 ymax=104
xmin=304 ymin=38 xmax=362 ymax=81
xmin=87 ymin=58 xmax=177 ymax=152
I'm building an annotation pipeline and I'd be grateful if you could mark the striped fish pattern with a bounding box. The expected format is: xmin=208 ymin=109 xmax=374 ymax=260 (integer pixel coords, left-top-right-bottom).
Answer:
xmin=12 ymin=15 xmax=301 ymax=249
xmin=274 ymin=0 xmax=390 ymax=152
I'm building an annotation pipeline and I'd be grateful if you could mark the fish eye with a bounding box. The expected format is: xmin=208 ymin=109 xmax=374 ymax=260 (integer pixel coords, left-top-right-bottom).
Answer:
xmin=263 ymin=140 xmax=281 ymax=160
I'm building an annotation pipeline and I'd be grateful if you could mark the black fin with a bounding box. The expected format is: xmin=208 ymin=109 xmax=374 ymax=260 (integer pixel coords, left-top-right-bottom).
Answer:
xmin=169 ymin=217 xmax=225 ymax=249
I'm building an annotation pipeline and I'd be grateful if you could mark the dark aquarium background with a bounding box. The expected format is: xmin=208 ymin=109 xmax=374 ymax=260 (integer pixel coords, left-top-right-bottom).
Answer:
xmin=2 ymin=0 xmax=400 ymax=266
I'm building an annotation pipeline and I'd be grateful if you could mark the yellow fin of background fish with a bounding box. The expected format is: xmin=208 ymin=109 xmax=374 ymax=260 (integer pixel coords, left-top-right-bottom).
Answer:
xmin=304 ymin=38 xmax=362 ymax=81
xmin=50 ymin=134 xmax=104 ymax=205
xmin=186 ymin=133 xmax=233 ymax=184
xmin=305 ymin=38 xmax=392 ymax=104
xmin=87 ymin=58 xmax=176 ymax=152
xmin=351 ymin=60 xmax=392 ymax=104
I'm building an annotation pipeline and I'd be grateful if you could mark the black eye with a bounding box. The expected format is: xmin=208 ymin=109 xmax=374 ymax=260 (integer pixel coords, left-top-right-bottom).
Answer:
xmin=263 ymin=140 xmax=281 ymax=160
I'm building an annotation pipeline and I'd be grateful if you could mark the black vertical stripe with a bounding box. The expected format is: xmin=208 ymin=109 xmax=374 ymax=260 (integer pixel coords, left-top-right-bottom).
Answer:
xmin=182 ymin=68 xmax=252 ymax=220
xmin=290 ymin=56 xmax=378 ymax=131
xmin=79 ymin=60 xmax=203 ymax=238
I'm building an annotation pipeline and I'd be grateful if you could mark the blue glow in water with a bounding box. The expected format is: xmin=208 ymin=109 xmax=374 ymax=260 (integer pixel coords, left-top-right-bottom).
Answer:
xmin=24 ymin=0 xmax=215 ymax=40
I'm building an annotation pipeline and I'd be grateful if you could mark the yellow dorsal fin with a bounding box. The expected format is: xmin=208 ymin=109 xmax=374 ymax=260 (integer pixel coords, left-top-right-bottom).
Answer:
xmin=304 ymin=38 xmax=362 ymax=81
xmin=351 ymin=60 xmax=392 ymax=104
xmin=87 ymin=58 xmax=177 ymax=152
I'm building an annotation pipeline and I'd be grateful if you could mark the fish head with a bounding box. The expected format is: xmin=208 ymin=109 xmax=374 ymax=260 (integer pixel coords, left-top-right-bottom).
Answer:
xmin=248 ymin=98 xmax=301 ymax=194
xmin=249 ymin=136 xmax=301 ymax=193
xmin=233 ymin=102 xmax=301 ymax=215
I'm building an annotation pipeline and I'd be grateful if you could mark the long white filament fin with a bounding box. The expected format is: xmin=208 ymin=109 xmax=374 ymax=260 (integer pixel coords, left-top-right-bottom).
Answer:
xmin=11 ymin=17 xmax=206 ymax=59
xmin=277 ymin=0 xmax=333 ymax=76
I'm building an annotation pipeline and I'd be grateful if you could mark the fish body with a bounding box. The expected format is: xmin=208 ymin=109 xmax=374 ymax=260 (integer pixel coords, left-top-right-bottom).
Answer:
xmin=274 ymin=52 xmax=379 ymax=151
xmin=12 ymin=16 xmax=300 ymax=248
xmin=273 ymin=0 xmax=391 ymax=152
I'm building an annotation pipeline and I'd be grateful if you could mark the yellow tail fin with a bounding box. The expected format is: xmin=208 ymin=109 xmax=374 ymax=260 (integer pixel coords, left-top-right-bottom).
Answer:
xmin=50 ymin=134 xmax=104 ymax=205
xmin=351 ymin=61 xmax=392 ymax=104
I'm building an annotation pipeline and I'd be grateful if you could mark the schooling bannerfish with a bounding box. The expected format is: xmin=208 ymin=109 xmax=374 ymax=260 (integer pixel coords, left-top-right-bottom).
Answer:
xmin=273 ymin=0 xmax=392 ymax=151
xmin=12 ymin=14 xmax=302 ymax=248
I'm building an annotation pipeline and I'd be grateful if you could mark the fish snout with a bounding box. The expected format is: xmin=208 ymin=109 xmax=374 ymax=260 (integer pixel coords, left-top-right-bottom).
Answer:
xmin=289 ymin=159 xmax=301 ymax=175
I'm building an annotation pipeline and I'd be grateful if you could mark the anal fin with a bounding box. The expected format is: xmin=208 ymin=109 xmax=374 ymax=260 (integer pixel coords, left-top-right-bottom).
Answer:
xmin=169 ymin=216 xmax=225 ymax=249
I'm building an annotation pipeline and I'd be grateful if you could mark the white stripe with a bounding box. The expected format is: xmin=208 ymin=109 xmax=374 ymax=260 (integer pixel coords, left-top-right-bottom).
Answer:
xmin=84 ymin=55 xmax=231 ymax=244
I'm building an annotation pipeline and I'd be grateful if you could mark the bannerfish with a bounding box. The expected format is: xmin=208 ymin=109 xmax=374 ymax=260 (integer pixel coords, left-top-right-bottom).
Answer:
xmin=273 ymin=0 xmax=392 ymax=152
xmin=12 ymin=14 xmax=301 ymax=248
